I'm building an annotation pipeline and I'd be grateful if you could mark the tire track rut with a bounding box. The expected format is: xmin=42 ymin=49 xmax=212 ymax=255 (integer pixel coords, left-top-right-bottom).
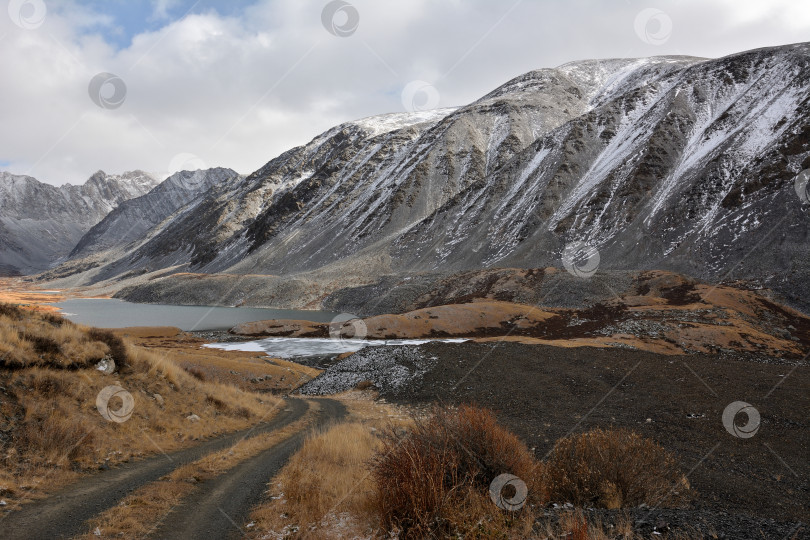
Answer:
xmin=148 ymin=398 xmax=347 ymax=540
xmin=1 ymin=398 xmax=310 ymax=540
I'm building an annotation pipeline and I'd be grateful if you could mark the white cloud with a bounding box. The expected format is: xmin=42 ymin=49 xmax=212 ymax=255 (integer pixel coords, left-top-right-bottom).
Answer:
xmin=150 ymin=0 xmax=181 ymax=21
xmin=0 ymin=0 xmax=808 ymax=186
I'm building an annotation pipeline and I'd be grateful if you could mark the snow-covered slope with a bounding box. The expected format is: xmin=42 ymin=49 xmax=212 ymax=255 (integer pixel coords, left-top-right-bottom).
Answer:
xmin=61 ymin=43 xmax=810 ymax=308
xmin=70 ymin=168 xmax=241 ymax=259
xmin=0 ymin=170 xmax=159 ymax=274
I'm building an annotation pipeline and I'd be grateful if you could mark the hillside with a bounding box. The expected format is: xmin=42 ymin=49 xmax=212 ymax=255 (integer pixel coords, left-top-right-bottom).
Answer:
xmin=0 ymin=170 xmax=158 ymax=275
xmin=42 ymin=43 xmax=810 ymax=314
xmin=0 ymin=303 xmax=286 ymax=508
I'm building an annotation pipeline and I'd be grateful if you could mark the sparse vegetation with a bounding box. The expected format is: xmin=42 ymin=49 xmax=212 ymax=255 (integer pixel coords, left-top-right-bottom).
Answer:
xmin=545 ymin=428 xmax=693 ymax=509
xmin=250 ymin=402 xmax=696 ymax=539
xmin=372 ymin=404 xmax=543 ymax=538
xmin=0 ymin=304 xmax=281 ymax=506
xmin=249 ymin=422 xmax=382 ymax=539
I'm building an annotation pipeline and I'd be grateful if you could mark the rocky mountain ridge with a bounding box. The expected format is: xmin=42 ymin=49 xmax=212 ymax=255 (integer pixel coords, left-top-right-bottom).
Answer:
xmin=0 ymin=170 xmax=159 ymax=275
xmin=37 ymin=43 xmax=810 ymax=313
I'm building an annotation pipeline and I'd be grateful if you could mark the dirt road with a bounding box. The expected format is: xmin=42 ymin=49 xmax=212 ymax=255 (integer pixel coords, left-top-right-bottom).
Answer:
xmin=1 ymin=397 xmax=345 ymax=540
xmin=149 ymin=398 xmax=347 ymax=539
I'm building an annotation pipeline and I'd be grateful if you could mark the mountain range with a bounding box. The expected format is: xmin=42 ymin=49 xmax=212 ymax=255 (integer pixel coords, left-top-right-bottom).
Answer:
xmin=0 ymin=170 xmax=158 ymax=275
xmin=6 ymin=42 xmax=810 ymax=313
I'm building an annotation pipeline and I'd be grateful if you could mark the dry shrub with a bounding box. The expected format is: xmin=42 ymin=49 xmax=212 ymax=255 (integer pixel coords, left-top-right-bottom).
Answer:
xmin=372 ymin=405 xmax=543 ymax=538
xmin=0 ymin=308 xmax=113 ymax=370
xmin=16 ymin=411 xmax=95 ymax=463
xmin=545 ymin=428 xmax=692 ymax=509
xmin=28 ymin=371 xmax=69 ymax=396
xmin=354 ymin=380 xmax=375 ymax=391
xmin=184 ymin=366 xmax=207 ymax=381
xmin=41 ymin=312 xmax=65 ymax=327
xmin=205 ymin=395 xmax=227 ymax=410
xmin=0 ymin=303 xmax=24 ymax=320
xmin=22 ymin=333 xmax=61 ymax=358
xmin=87 ymin=329 xmax=128 ymax=370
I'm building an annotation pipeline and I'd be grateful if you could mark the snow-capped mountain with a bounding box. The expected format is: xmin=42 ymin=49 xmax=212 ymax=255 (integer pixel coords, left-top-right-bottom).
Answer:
xmin=70 ymin=168 xmax=241 ymax=259
xmin=0 ymin=170 xmax=160 ymax=275
xmin=54 ymin=44 xmax=810 ymax=309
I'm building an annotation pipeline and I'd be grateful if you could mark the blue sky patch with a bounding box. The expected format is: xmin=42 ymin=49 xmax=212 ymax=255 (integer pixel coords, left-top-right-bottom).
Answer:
xmin=68 ymin=0 xmax=259 ymax=49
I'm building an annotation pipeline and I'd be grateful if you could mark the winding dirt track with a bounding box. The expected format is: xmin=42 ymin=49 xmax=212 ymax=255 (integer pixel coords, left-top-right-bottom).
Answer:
xmin=149 ymin=398 xmax=347 ymax=539
xmin=2 ymin=397 xmax=345 ymax=540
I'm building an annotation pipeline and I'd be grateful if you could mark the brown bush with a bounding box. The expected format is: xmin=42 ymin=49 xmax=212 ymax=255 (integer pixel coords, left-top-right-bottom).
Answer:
xmin=545 ymin=428 xmax=692 ymax=509
xmin=87 ymin=329 xmax=128 ymax=371
xmin=205 ymin=395 xmax=227 ymax=411
xmin=0 ymin=303 xmax=24 ymax=320
xmin=41 ymin=312 xmax=66 ymax=327
xmin=184 ymin=366 xmax=207 ymax=381
xmin=23 ymin=333 xmax=61 ymax=356
xmin=372 ymin=405 xmax=543 ymax=538
xmin=29 ymin=372 xmax=68 ymax=396
xmin=16 ymin=413 xmax=95 ymax=462
xmin=354 ymin=379 xmax=376 ymax=391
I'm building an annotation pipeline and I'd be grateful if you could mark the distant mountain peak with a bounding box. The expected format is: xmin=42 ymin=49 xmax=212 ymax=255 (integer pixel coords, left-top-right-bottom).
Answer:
xmin=18 ymin=43 xmax=810 ymax=314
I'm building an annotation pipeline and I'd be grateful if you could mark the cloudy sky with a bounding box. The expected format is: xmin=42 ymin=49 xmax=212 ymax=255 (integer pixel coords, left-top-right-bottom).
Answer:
xmin=2 ymin=0 xmax=809 ymax=186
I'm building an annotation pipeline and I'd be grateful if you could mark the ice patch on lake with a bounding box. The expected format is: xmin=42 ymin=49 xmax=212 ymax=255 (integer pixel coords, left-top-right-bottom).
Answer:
xmin=204 ymin=337 xmax=468 ymax=358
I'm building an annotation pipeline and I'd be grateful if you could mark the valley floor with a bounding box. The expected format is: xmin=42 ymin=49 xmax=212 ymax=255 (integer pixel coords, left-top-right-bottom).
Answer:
xmin=1 ymin=282 xmax=807 ymax=539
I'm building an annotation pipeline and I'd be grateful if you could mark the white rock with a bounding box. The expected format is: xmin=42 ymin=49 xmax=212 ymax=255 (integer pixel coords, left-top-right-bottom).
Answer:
xmin=95 ymin=356 xmax=115 ymax=375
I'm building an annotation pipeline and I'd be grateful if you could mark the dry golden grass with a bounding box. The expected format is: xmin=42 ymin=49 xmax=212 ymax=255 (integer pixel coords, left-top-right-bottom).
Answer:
xmin=248 ymin=422 xmax=382 ymax=540
xmin=111 ymin=326 xmax=321 ymax=393
xmin=0 ymin=305 xmax=282 ymax=507
xmin=246 ymin=392 xmax=411 ymax=539
xmin=75 ymin=402 xmax=321 ymax=540
xmin=0 ymin=304 xmax=111 ymax=369
xmin=248 ymin=401 xmax=697 ymax=539
xmin=0 ymin=279 xmax=64 ymax=312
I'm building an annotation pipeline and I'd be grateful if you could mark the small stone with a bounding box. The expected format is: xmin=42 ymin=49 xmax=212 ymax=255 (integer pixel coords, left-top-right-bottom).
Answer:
xmin=95 ymin=356 xmax=115 ymax=375
xmin=0 ymin=500 xmax=6 ymax=506
xmin=93 ymin=527 xmax=102 ymax=536
xmin=153 ymin=393 xmax=164 ymax=406
xmin=186 ymin=414 xmax=201 ymax=422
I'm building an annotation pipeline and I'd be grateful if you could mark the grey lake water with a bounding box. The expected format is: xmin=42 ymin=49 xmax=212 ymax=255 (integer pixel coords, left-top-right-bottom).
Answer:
xmin=53 ymin=298 xmax=468 ymax=358
xmin=53 ymin=298 xmax=339 ymax=331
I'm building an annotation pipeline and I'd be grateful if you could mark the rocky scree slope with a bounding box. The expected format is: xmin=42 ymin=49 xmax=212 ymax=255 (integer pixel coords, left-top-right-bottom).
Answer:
xmin=0 ymin=170 xmax=158 ymax=275
xmin=61 ymin=43 xmax=810 ymax=312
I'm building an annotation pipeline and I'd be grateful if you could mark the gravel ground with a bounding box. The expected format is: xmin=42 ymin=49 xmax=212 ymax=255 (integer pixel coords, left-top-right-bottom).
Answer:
xmin=187 ymin=330 xmax=254 ymax=343
xmin=299 ymin=341 xmax=809 ymax=538
xmin=298 ymin=346 xmax=436 ymax=395
xmin=539 ymin=506 xmax=807 ymax=539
